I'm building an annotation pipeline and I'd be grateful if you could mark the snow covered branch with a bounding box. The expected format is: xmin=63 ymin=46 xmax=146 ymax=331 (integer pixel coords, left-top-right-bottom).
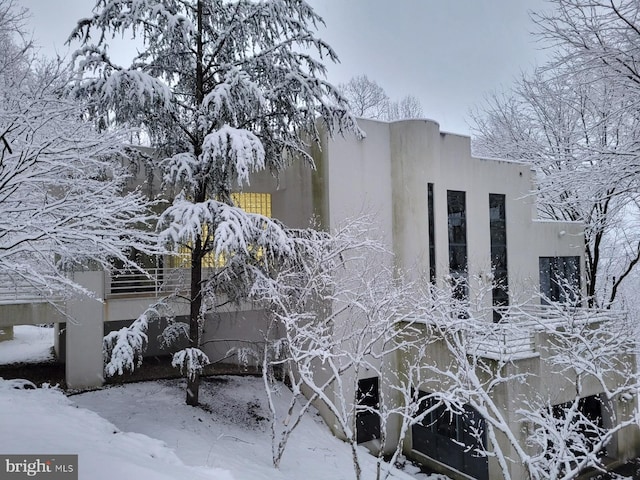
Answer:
xmin=0 ymin=1 xmax=161 ymax=303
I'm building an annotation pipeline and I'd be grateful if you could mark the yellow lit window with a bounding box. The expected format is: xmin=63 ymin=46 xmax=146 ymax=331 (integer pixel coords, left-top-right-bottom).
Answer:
xmin=168 ymin=192 xmax=272 ymax=268
xmin=232 ymin=192 xmax=271 ymax=218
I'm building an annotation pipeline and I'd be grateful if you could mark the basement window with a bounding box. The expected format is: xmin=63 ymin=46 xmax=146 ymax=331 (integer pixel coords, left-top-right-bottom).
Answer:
xmin=411 ymin=390 xmax=488 ymax=480
xmin=356 ymin=377 xmax=381 ymax=444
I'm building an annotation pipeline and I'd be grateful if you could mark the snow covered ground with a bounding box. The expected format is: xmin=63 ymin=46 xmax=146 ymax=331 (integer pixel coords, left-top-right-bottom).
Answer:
xmin=0 ymin=325 xmax=54 ymax=364
xmin=0 ymin=376 xmax=445 ymax=480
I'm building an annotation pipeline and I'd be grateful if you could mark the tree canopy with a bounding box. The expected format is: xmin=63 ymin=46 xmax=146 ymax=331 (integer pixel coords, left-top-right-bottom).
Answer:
xmin=70 ymin=0 xmax=361 ymax=405
xmin=0 ymin=0 xmax=157 ymax=300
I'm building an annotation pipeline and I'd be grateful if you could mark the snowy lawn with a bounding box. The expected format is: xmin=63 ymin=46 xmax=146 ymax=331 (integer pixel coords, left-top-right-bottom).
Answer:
xmin=0 ymin=376 xmax=443 ymax=480
xmin=0 ymin=325 xmax=54 ymax=364
xmin=0 ymin=379 xmax=229 ymax=480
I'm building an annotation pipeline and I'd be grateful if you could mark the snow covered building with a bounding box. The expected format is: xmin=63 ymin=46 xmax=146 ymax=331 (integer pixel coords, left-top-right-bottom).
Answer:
xmin=297 ymin=118 xmax=640 ymax=480
xmin=2 ymin=117 xmax=638 ymax=479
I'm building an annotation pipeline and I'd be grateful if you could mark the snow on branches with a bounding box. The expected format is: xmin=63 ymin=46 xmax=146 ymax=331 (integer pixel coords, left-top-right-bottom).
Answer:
xmin=69 ymin=0 xmax=362 ymax=162
xmin=103 ymin=296 xmax=194 ymax=378
xmin=202 ymin=68 xmax=266 ymax=126
xmin=472 ymin=0 xmax=640 ymax=308
xmin=103 ymin=318 xmax=149 ymax=378
xmin=201 ymin=126 xmax=265 ymax=188
xmin=104 ymin=302 xmax=166 ymax=377
xmin=405 ymin=282 xmax=640 ymax=480
xmin=70 ymin=0 xmax=362 ymax=407
xmin=162 ymin=125 xmax=266 ymax=193
xmin=158 ymin=321 xmax=190 ymax=351
xmin=171 ymin=348 xmax=210 ymax=382
xmin=249 ymin=217 xmax=421 ymax=477
xmin=0 ymin=0 xmax=159 ymax=301
xmin=159 ymin=195 xmax=295 ymax=263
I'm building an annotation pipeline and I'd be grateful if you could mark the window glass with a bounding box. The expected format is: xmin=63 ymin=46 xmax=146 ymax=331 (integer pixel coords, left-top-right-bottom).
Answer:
xmin=168 ymin=192 xmax=272 ymax=268
xmin=356 ymin=377 xmax=381 ymax=443
xmin=447 ymin=190 xmax=468 ymax=299
xmin=489 ymin=194 xmax=508 ymax=320
xmin=428 ymin=183 xmax=436 ymax=283
xmin=411 ymin=390 xmax=488 ymax=480
xmin=539 ymin=256 xmax=581 ymax=304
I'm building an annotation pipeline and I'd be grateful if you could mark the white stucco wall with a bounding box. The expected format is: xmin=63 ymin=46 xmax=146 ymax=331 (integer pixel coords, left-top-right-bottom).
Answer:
xmin=65 ymin=271 xmax=105 ymax=389
xmin=315 ymin=118 xmax=585 ymax=308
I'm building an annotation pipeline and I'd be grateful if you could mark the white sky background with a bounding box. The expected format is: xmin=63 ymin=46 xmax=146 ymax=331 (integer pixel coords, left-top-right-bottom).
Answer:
xmin=20 ymin=0 xmax=551 ymax=135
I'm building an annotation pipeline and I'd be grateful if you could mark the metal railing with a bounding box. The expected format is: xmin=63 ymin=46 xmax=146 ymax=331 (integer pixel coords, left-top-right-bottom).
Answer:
xmin=1 ymin=267 xmax=201 ymax=302
xmin=0 ymin=274 xmax=60 ymax=304
xmin=464 ymin=322 xmax=536 ymax=359
xmin=106 ymin=268 xmax=190 ymax=297
xmin=405 ymin=304 xmax=625 ymax=360
xmin=465 ymin=304 xmax=625 ymax=359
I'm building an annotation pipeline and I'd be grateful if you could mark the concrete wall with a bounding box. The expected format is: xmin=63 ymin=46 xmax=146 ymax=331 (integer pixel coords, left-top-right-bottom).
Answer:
xmin=389 ymin=120 xmax=439 ymax=281
xmin=319 ymin=119 xmax=394 ymax=238
xmin=398 ymin=321 xmax=639 ymax=479
xmin=64 ymin=271 xmax=105 ymax=389
xmin=57 ymin=315 xmax=191 ymax=360
xmin=200 ymin=308 xmax=270 ymax=366
xmin=0 ymin=302 xmax=64 ymax=327
xmin=308 ymin=121 xmax=400 ymax=452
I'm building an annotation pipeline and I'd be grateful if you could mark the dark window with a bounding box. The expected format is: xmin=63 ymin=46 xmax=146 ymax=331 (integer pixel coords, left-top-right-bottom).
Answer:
xmin=489 ymin=194 xmax=508 ymax=321
xmin=411 ymin=390 xmax=488 ymax=480
xmin=550 ymin=395 xmax=605 ymax=458
xmin=539 ymin=256 xmax=581 ymax=304
xmin=428 ymin=183 xmax=436 ymax=284
xmin=356 ymin=377 xmax=380 ymax=444
xmin=447 ymin=190 xmax=468 ymax=299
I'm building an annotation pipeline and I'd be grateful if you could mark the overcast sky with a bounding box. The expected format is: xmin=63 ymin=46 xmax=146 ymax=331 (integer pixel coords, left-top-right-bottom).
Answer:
xmin=21 ymin=0 xmax=551 ymax=135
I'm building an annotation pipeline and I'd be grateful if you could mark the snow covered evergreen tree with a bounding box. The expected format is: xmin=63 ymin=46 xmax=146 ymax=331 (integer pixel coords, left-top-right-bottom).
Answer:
xmin=0 ymin=0 xmax=157 ymax=302
xmin=69 ymin=0 xmax=359 ymax=405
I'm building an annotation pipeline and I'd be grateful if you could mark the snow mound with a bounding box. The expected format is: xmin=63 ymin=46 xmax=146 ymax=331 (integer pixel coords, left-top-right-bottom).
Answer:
xmin=0 ymin=325 xmax=54 ymax=365
xmin=1 ymin=376 xmax=435 ymax=480
xmin=0 ymin=380 xmax=232 ymax=480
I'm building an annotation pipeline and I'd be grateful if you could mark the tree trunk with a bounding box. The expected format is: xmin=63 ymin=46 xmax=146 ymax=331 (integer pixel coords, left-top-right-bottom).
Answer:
xmin=349 ymin=439 xmax=362 ymax=480
xmin=186 ymin=375 xmax=200 ymax=407
xmin=187 ymin=232 xmax=203 ymax=406
xmin=186 ymin=0 xmax=205 ymax=408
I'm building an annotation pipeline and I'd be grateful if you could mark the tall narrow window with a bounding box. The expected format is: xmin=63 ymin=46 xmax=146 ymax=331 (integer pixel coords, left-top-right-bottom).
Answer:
xmin=428 ymin=183 xmax=436 ymax=284
xmin=489 ymin=194 xmax=508 ymax=321
xmin=539 ymin=256 xmax=581 ymax=304
xmin=447 ymin=190 xmax=467 ymax=299
xmin=356 ymin=377 xmax=381 ymax=444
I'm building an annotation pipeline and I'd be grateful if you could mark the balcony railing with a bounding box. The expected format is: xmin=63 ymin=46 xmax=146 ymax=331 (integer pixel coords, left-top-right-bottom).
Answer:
xmin=1 ymin=268 xmax=214 ymax=302
xmin=0 ymin=274 xmax=60 ymax=304
xmin=106 ymin=268 xmax=190 ymax=297
xmin=465 ymin=305 xmax=625 ymax=359
xmin=405 ymin=304 xmax=626 ymax=360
